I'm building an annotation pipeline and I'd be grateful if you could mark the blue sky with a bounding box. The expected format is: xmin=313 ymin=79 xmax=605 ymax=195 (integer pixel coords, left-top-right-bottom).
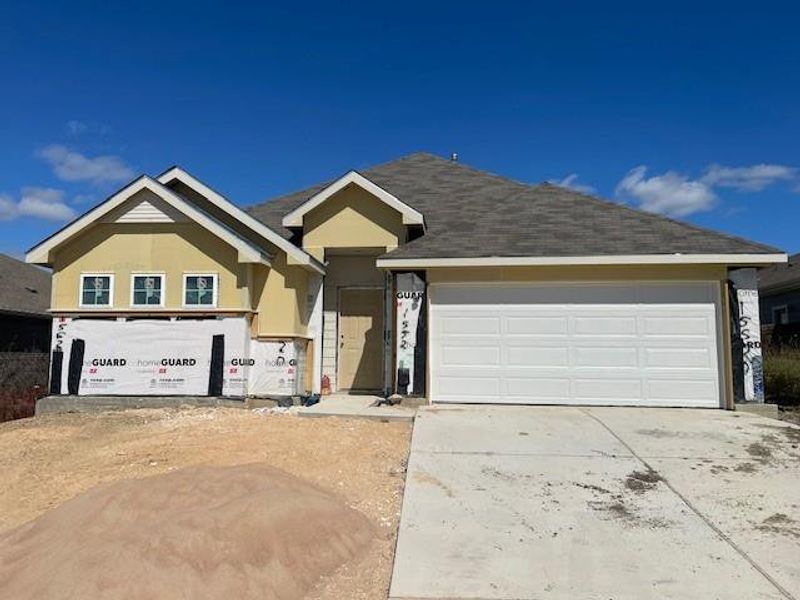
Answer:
xmin=1 ymin=1 xmax=798 ymax=257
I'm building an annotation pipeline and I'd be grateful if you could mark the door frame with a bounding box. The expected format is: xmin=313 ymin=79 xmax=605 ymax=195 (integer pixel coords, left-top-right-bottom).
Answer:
xmin=336 ymin=285 xmax=386 ymax=392
xmin=427 ymin=279 xmax=725 ymax=407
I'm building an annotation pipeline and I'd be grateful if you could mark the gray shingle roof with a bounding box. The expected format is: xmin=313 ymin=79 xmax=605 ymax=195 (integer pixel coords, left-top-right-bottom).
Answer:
xmin=0 ymin=254 xmax=51 ymax=317
xmin=759 ymin=252 xmax=800 ymax=293
xmin=248 ymin=152 xmax=781 ymax=259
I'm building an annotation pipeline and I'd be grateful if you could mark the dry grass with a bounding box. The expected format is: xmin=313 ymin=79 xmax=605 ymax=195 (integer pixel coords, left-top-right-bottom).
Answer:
xmin=0 ymin=352 xmax=49 ymax=423
xmin=764 ymin=348 xmax=800 ymax=406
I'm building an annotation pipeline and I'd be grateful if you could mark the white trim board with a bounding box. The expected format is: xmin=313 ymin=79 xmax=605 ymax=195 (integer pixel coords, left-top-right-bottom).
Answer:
xmin=79 ymin=273 xmax=115 ymax=309
xmin=376 ymin=253 xmax=788 ymax=269
xmin=281 ymin=171 xmax=424 ymax=228
xmin=158 ymin=167 xmax=325 ymax=274
xmin=26 ymin=177 xmax=270 ymax=267
xmin=129 ymin=273 xmax=166 ymax=309
xmin=182 ymin=272 xmax=219 ymax=309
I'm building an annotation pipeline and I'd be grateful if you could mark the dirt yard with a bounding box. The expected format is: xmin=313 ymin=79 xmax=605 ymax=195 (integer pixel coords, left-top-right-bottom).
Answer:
xmin=0 ymin=408 xmax=412 ymax=599
xmin=779 ymin=405 xmax=800 ymax=426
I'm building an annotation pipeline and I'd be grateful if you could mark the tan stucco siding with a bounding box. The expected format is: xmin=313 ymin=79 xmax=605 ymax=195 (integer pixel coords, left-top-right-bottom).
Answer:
xmin=322 ymin=254 xmax=385 ymax=310
xmin=302 ymin=184 xmax=406 ymax=260
xmin=720 ymin=280 xmax=735 ymax=409
xmin=51 ymin=223 xmax=248 ymax=311
xmin=253 ymin=252 xmax=310 ymax=338
xmin=425 ymin=264 xmax=729 ymax=284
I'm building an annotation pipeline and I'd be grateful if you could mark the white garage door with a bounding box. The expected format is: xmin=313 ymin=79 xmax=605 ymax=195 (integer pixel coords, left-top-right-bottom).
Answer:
xmin=430 ymin=282 xmax=722 ymax=407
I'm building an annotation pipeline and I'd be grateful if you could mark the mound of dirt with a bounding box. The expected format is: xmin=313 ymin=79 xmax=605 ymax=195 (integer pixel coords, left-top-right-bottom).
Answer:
xmin=0 ymin=464 xmax=375 ymax=600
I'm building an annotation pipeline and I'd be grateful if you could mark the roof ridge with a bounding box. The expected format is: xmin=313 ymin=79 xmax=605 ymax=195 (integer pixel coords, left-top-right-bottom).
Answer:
xmin=248 ymin=151 xmax=437 ymax=211
xmin=533 ymin=183 xmax=782 ymax=254
xmin=381 ymin=152 xmax=533 ymax=191
xmin=0 ymin=252 xmax=32 ymax=267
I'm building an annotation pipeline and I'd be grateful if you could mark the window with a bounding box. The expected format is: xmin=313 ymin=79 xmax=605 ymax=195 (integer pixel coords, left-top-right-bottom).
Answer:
xmin=773 ymin=305 xmax=790 ymax=325
xmin=80 ymin=274 xmax=113 ymax=307
xmin=131 ymin=274 xmax=164 ymax=307
xmin=183 ymin=274 xmax=217 ymax=307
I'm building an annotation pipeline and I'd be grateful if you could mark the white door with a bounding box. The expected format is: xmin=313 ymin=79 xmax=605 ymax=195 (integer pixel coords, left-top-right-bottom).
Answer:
xmin=429 ymin=282 xmax=722 ymax=407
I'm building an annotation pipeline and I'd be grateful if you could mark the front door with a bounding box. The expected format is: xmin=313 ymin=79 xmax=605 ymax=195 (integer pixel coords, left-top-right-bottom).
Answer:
xmin=338 ymin=288 xmax=384 ymax=391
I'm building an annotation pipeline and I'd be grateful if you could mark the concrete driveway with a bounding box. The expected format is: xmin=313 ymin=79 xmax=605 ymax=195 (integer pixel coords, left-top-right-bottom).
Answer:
xmin=389 ymin=406 xmax=800 ymax=600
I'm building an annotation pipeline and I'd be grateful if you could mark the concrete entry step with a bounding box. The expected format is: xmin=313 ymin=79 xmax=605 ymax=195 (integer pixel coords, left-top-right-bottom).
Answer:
xmin=735 ymin=402 xmax=780 ymax=419
xmin=298 ymin=395 xmax=416 ymax=421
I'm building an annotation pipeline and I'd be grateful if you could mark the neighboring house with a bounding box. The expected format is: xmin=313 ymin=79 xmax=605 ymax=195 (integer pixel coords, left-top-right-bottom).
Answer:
xmin=758 ymin=252 xmax=800 ymax=325
xmin=26 ymin=153 xmax=785 ymax=408
xmin=0 ymin=254 xmax=51 ymax=352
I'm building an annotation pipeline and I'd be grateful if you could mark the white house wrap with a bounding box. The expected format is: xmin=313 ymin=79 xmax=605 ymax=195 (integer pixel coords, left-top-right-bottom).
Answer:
xmin=51 ymin=318 xmax=250 ymax=397
xmin=730 ymin=268 xmax=765 ymax=403
xmin=247 ymin=339 xmax=304 ymax=396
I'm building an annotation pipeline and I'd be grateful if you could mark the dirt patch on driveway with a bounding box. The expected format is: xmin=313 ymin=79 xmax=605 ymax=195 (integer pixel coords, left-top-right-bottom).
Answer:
xmin=756 ymin=420 xmax=800 ymax=445
xmin=579 ymin=469 xmax=671 ymax=530
xmin=413 ymin=471 xmax=454 ymax=497
xmin=756 ymin=513 xmax=800 ymax=540
xmin=624 ymin=469 xmax=664 ymax=493
xmin=635 ymin=428 xmax=678 ymax=438
xmin=0 ymin=408 xmax=411 ymax=600
xmin=746 ymin=442 xmax=773 ymax=461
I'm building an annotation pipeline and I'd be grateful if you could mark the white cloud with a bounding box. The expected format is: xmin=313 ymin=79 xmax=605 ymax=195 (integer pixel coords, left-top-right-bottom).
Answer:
xmin=0 ymin=188 xmax=75 ymax=222
xmin=0 ymin=194 xmax=17 ymax=220
xmin=615 ymin=166 xmax=717 ymax=218
xmin=66 ymin=120 xmax=89 ymax=135
xmin=551 ymin=173 xmax=596 ymax=194
xmin=73 ymin=193 xmax=96 ymax=205
xmin=615 ymin=161 xmax=799 ymax=218
xmin=701 ymin=163 xmax=796 ymax=191
xmin=38 ymin=144 xmax=134 ymax=186
xmin=65 ymin=120 xmax=110 ymax=137
xmin=18 ymin=187 xmax=76 ymax=221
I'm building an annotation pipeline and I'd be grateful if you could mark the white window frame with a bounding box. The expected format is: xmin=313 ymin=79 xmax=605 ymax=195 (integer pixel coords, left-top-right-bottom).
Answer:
xmin=772 ymin=305 xmax=790 ymax=325
xmin=79 ymin=273 xmax=115 ymax=308
xmin=130 ymin=273 xmax=166 ymax=308
xmin=182 ymin=273 xmax=219 ymax=308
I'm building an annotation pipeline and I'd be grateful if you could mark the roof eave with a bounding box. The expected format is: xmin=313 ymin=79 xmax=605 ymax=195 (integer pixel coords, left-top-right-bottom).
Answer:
xmin=0 ymin=307 xmax=51 ymax=319
xmin=25 ymin=176 xmax=269 ymax=267
xmin=157 ymin=167 xmax=325 ymax=275
xmin=376 ymin=253 xmax=789 ymax=269
xmin=281 ymin=170 xmax=424 ymax=228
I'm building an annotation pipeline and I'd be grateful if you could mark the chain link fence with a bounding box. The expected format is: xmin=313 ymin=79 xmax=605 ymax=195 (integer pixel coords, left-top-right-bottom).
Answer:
xmin=0 ymin=352 xmax=50 ymax=422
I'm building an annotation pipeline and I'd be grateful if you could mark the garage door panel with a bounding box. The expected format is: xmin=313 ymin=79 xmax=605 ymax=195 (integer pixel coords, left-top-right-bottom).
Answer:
xmin=506 ymin=346 xmax=569 ymax=367
xmin=573 ymin=316 xmax=638 ymax=336
xmin=642 ymin=315 xmax=712 ymax=336
xmin=573 ymin=378 xmax=643 ymax=400
xmin=435 ymin=375 xmax=500 ymax=399
xmin=646 ymin=379 xmax=718 ymax=403
xmin=440 ymin=315 xmax=500 ymax=335
xmin=430 ymin=282 xmax=722 ymax=407
xmin=432 ymin=284 xmax=629 ymax=305
xmin=504 ymin=378 xmax=571 ymax=400
xmin=644 ymin=347 xmax=714 ymax=369
xmin=504 ymin=316 xmax=568 ymax=335
xmin=440 ymin=345 xmax=501 ymax=367
xmin=573 ymin=347 xmax=639 ymax=368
